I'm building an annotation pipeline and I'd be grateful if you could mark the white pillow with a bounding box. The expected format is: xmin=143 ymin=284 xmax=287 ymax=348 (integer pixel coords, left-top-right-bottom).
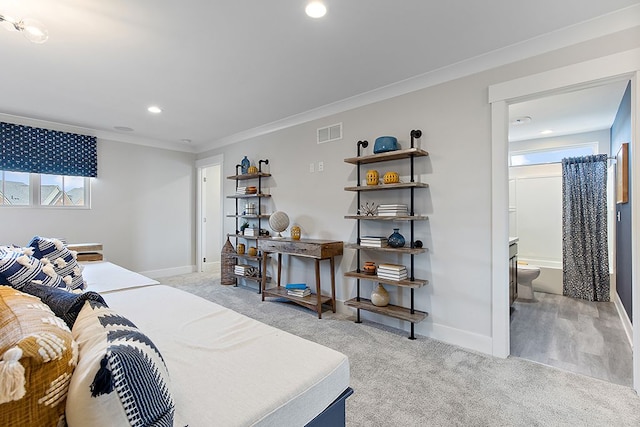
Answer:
xmin=66 ymin=300 xmax=174 ymax=427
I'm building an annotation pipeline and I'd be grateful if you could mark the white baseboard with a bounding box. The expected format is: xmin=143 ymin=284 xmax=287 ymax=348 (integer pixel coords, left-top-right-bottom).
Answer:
xmin=336 ymin=300 xmax=493 ymax=355
xmin=141 ymin=265 xmax=196 ymax=279
xmin=613 ymin=291 xmax=633 ymax=348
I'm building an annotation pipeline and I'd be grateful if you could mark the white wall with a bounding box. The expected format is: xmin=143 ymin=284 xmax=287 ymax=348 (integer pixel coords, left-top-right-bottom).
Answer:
xmin=197 ymin=27 xmax=640 ymax=354
xmin=204 ymin=164 xmax=222 ymax=270
xmin=0 ymin=139 xmax=196 ymax=276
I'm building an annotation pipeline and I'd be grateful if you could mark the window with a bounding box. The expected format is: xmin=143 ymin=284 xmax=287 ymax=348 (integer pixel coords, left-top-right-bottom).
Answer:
xmin=0 ymin=171 xmax=30 ymax=205
xmin=510 ymin=142 xmax=598 ymax=166
xmin=0 ymin=171 xmax=90 ymax=208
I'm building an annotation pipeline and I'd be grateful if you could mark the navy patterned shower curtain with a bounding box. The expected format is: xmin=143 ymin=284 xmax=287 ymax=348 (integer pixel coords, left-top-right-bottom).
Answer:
xmin=562 ymin=154 xmax=609 ymax=301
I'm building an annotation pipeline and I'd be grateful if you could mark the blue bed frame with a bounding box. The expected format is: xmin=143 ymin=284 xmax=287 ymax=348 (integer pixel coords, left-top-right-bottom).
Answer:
xmin=305 ymin=387 xmax=354 ymax=427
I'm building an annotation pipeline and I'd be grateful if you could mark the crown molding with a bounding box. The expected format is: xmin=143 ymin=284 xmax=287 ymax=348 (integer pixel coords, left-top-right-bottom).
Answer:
xmin=198 ymin=3 xmax=640 ymax=153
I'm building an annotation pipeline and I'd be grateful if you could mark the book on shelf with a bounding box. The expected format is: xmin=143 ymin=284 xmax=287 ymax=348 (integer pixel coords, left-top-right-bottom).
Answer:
xmin=243 ymin=227 xmax=258 ymax=236
xmin=377 ymin=204 xmax=408 ymax=216
xmin=377 ymin=273 xmax=408 ymax=279
xmin=377 ymin=263 xmax=406 ymax=271
xmin=287 ymin=286 xmax=311 ymax=297
xmin=359 ymin=236 xmax=388 ymax=247
xmin=285 ymin=283 xmax=308 ymax=290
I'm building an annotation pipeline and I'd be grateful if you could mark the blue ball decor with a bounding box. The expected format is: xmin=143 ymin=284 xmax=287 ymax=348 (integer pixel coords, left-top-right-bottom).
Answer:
xmin=388 ymin=228 xmax=405 ymax=248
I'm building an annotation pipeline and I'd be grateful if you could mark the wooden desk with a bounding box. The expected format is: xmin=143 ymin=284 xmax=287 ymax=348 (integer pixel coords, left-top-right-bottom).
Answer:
xmin=258 ymin=238 xmax=343 ymax=318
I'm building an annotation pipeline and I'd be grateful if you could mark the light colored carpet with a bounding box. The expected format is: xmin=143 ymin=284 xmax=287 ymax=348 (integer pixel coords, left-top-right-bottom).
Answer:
xmin=158 ymin=272 xmax=640 ymax=426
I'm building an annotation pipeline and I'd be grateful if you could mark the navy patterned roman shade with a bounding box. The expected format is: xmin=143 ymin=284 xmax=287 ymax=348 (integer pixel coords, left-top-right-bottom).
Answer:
xmin=0 ymin=122 xmax=97 ymax=177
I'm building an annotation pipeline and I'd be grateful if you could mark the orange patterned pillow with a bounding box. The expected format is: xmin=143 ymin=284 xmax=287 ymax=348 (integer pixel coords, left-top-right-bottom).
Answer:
xmin=0 ymin=286 xmax=78 ymax=426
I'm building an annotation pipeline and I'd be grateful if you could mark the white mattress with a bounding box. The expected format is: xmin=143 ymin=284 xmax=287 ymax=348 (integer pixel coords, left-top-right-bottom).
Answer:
xmin=81 ymin=261 xmax=159 ymax=293
xmin=103 ymin=285 xmax=350 ymax=427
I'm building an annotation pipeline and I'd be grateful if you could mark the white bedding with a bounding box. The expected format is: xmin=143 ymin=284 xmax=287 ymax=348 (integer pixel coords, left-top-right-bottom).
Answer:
xmin=103 ymin=285 xmax=350 ymax=427
xmin=81 ymin=261 xmax=159 ymax=293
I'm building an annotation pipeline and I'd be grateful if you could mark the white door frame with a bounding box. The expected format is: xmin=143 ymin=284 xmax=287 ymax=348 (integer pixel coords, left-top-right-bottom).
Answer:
xmin=196 ymin=154 xmax=224 ymax=273
xmin=489 ymin=48 xmax=640 ymax=391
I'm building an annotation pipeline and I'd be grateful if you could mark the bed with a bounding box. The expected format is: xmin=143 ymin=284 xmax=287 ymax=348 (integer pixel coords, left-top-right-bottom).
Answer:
xmin=85 ymin=262 xmax=352 ymax=426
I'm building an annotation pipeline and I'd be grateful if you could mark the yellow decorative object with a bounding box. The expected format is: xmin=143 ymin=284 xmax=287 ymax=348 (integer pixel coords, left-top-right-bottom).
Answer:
xmin=248 ymin=247 xmax=258 ymax=256
xmin=366 ymin=170 xmax=379 ymax=186
xmin=291 ymin=225 xmax=301 ymax=240
xmin=383 ymin=171 xmax=399 ymax=184
xmin=247 ymin=165 xmax=258 ymax=174
xmin=237 ymin=243 xmax=245 ymax=255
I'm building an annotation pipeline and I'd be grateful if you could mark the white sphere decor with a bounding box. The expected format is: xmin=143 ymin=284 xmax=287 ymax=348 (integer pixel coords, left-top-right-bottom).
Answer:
xmin=269 ymin=211 xmax=290 ymax=238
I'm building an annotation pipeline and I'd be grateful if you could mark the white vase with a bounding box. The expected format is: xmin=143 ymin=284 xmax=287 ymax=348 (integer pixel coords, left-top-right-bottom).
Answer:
xmin=371 ymin=283 xmax=390 ymax=307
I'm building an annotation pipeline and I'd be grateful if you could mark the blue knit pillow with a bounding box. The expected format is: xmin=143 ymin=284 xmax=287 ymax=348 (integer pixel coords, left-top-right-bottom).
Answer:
xmin=29 ymin=236 xmax=86 ymax=291
xmin=19 ymin=282 xmax=106 ymax=328
xmin=66 ymin=301 xmax=174 ymax=427
xmin=0 ymin=251 xmax=64 ymax=290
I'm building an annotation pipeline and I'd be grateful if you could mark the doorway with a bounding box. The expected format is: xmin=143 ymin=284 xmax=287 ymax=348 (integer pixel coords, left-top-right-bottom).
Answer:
xmin=505 ymin=81 xmax=632 ymax=385
xmin=489 ymin=49 xmax=640 ymax=392
xmin=196 ymin=155 xmax=224 ymax=275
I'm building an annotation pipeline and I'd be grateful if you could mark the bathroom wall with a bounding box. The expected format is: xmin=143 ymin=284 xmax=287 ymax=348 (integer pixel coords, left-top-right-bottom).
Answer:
xmin=509 ymin=130 xmax=612 ymax=295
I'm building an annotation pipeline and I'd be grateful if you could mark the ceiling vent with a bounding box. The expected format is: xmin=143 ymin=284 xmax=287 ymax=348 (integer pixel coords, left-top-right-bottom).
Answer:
xmin=317 ymin=123 xmax=342 ymax=144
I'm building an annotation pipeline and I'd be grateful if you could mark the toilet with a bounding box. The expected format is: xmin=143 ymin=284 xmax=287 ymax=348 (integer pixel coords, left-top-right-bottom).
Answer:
xmin=517 ymin=263 xmax=540 ymax=301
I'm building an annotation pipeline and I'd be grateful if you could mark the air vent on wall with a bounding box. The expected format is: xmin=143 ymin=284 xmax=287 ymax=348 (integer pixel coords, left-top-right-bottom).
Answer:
xmin=317 ymin=123 xmax=342 ymax=144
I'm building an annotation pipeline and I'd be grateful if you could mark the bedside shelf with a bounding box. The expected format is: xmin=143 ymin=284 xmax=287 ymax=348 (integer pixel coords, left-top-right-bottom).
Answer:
xmin=344 ymin=298 xmax=428 ymax=323
xmin=226 ymin=172 xmax=272 ymax=180
xmin=226 ymin=193 xmax=272 ymax=199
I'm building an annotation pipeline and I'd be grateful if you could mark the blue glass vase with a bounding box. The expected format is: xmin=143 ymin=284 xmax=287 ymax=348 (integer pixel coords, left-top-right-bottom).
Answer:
xmin=241 ymin=156 xmax=250 ymax=174
xmin=388 ymin=228 xmax=405 ymax=248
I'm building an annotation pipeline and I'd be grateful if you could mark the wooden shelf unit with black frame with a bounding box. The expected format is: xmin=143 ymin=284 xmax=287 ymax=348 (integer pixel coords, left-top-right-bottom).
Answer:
xmin=226 ymin=159 xmax=271 ymax=293
xmin=343 ymin=130 xmax=429 ymax=340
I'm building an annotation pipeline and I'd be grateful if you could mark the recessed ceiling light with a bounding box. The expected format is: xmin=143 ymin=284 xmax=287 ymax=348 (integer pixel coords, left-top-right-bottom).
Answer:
xmin=147 ymin=106 xmax=162 ymax=114
xmin=305 ymin=1 xmax=327 ymax=18
xmin=180 ymin=139 xmax=192 ymax=144
xmin=540 ymin=129 xmax=553 ymax=135
xmin=114 ymin=126 xmax=134 ymax=132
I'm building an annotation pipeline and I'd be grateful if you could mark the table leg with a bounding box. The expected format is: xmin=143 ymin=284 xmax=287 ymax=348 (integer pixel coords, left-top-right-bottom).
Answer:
xmin=315 ymin=259 xmax=322 ymax=319
xmin=330 ymin=256 xmax=336 ymax=313
xmin=261 ymin=253 xmax=267 ymax=301
xmin=277 ymin=253 xmax=282 ymax=287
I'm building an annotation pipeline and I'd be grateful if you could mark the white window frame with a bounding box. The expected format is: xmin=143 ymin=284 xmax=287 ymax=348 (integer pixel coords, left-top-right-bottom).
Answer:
xmin=509 ymin=142 xmax=599 ymax=167
xmin=0 ymin=171 xmax=92 ymax=209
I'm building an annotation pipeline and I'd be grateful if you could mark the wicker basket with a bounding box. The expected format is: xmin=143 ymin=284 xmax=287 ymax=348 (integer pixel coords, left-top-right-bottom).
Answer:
xmin=221 ymin=237 xmax=237 ymax=286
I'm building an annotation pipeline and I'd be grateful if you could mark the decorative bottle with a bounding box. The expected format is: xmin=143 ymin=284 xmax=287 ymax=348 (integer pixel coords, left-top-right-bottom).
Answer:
xmin=371 ymin=283 xmax=390 ymax=307
xmin=388 ymin=228 xmax=405 ymax=248
xmin=241 ymin=156 xmax=250 ymax=174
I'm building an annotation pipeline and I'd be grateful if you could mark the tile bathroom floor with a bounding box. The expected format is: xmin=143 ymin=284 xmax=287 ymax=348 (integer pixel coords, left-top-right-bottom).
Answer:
xmin=510 ymin=291 xmax=633 ymax=387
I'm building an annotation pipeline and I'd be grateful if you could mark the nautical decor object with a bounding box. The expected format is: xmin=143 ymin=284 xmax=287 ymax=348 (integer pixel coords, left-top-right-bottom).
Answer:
xmin=291 ymin=225 xmax=301 ymax=240
xmin=248 ymin=165 xmax=258 ymax=174
xmin=221 ymin=237 xmax=236 ymax=285
xmin=269 ymin=211 xmax=290 ymax=238
xmin=366 ymin=169 xmax=379 ymax=185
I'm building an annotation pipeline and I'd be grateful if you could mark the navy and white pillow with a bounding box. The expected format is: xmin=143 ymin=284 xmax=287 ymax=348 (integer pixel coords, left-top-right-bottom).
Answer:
xmin=19 ymin=282 xmax=106 ymax=328
xmin=29 ymin=236 xmax=87 ymax=291
xmin=66 ymin=300 xmax=174 ymax=427
xmin=0 ymin=250 xmax=65 ymax=290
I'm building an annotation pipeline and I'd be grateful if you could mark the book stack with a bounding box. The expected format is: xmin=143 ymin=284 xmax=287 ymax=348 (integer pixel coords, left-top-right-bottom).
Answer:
xmin=377 ymin=204 xmax=408 ymax=216
xmin=359 ymin=236 xmax=388 ymax=247
xmin=234 ymin=264 xmax=252 ymax=276
xmin=235 ymin=187 xmax=249 ymax=195
xmin=377 ymin=263 xmax=408 ymax=281
xmin=243 ymin=227 xmax=258 ymax=236
xmin=285 ymin=283 xmax=311 ymax=297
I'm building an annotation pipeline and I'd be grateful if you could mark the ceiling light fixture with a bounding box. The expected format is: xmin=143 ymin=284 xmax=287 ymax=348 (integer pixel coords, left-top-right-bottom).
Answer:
xmin=0 ymin=13 xmax=48 ymax=44
xmin=147 ymin=106 xmax=162 ymax=114
xmin=540 ymin=129 xmax=554 ymax=135
xmin=305 ymin=1 xmax=327 ymax=18
xmin=510 ymin=116 xmax=532 ymax=126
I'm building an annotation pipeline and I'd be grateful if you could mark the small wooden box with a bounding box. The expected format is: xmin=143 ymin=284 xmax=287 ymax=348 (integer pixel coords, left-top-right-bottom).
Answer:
xmin=67 ymin=243 xmax=104 ymax=262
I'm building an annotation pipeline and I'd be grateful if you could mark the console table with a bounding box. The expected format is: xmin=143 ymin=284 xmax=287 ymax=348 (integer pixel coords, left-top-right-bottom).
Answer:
xmin=258 ymin=238 xmax=343 ymax=318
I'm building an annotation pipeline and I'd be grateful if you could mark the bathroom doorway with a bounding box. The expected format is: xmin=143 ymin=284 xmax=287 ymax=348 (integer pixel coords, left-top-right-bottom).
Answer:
xmin=489 ymin=52 xmax=639 ymax=391
xmin=505 ymin=81 xmax=633 ymax=386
